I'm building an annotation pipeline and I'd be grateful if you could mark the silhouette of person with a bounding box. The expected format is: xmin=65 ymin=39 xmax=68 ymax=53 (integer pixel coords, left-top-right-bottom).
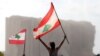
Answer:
xmin=38 ymin=35 xmax=66 ymax=56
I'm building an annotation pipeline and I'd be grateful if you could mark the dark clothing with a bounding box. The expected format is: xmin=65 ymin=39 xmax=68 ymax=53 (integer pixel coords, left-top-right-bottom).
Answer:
xmin=48 ymin=48 xmax=58 ymax=56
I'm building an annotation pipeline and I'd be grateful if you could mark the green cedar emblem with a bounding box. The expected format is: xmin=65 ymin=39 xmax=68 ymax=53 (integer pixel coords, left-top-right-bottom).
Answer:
xmin=43 ymin=24 xmax=51 ymax=32
xmin=15 ymin=34 xmax=20 ymax=39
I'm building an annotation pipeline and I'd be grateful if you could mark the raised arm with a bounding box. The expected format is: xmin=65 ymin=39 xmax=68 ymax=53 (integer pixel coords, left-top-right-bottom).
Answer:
xmin=38 ymin=38 xmax=50 ymax=51
xmin=57 ymin=35 xmax=66 ymax=50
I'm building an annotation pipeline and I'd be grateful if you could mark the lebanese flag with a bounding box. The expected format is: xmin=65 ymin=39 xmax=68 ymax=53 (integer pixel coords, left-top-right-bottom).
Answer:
xmin=33 ymin=3 xmax=61 ymax=39
xmin=9 ymin=29 xmax=26 ymax=44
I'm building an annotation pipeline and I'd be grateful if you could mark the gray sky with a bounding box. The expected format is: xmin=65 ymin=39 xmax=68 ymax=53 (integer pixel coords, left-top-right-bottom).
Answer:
xmin=0 ymin=0 xmax=100 ymax=54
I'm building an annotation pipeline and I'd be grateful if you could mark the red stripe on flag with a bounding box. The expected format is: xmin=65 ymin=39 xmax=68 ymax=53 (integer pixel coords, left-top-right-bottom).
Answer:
xmin=19 ymin=29 xmax=26 ymax=33
xmin=35 ymin=20 xmax=60 ymax=39
xmin=9 ymin=40 xmax=24 ymax=44
xmin=37 ymin=3 xmax=54 ymax=28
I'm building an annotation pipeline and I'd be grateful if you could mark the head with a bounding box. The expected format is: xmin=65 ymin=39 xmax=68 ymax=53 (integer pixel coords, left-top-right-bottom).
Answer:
xmin=50 ymin=42 xmax=55 ymax=49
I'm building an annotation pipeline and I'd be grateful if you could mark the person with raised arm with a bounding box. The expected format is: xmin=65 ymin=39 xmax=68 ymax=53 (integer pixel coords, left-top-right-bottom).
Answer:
xmin=38 ymin=35 xmax=66 ymax=56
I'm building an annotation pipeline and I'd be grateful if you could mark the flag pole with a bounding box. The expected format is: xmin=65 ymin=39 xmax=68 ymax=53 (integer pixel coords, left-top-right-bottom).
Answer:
xmin=22 ymin=32 xmax=26 ymax=56
xmin=51 ymin=2 xmax=69 ymax=44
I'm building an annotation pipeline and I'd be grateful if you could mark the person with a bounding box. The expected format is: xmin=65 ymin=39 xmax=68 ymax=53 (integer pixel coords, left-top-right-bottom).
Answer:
xmin=38 ymin=35 xmax=66 ymax=56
